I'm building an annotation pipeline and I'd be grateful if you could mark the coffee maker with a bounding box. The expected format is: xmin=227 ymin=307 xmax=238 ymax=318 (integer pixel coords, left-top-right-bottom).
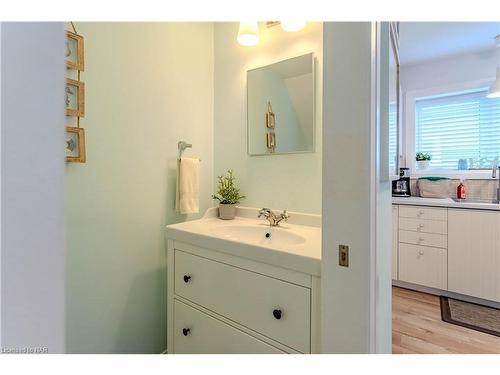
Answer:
xmin=392 ymin=167 xmax=411 ymax=197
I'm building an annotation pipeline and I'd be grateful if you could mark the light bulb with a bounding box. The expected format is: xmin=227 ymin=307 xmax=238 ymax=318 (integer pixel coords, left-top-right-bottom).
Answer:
xmin=237 ymin=22 xmax=259 ymax=46
xmin=280 ymin=21 xmax=306 ymax=32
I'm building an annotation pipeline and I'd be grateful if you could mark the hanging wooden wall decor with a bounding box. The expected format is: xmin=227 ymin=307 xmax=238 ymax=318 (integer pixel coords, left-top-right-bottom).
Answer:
xmin=65 ymin=22 xmax=86 ymax=163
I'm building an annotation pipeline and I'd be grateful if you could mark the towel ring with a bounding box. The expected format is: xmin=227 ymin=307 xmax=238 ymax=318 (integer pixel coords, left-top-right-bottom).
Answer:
xmin=178 ymin=141 xmax=201 ymax=161
xmin=178 ymin=141 xmax=192 ymax=159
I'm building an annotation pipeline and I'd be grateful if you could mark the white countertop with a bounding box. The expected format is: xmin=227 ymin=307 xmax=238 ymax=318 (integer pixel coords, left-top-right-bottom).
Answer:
xmin=392 ymin=196 xmax=500 ymax=211
xmin=165 ymin=207 xmax=321 ymax=276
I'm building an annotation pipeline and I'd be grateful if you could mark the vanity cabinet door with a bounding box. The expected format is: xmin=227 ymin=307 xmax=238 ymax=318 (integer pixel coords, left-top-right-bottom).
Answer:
xmin=173 ymin=300 xmax=285 ymax=354
xmin=448 ymin=209 xmax=500 ymax=302
xmin=174 ymin=249 xmax=311 ymax=353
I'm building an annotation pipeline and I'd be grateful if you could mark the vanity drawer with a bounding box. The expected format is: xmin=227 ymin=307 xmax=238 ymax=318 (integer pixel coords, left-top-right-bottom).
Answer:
xmin=399 ymin=217 xmax=447 ymax=235
xmin=399 ymin=230 xmax=447 ymax=249
xmin=173 ymin=299 xmax=285 ymax=354
xmin=399 ymin=243 xmax=447 ymax=290
xmin=174 ymin=250 xmax=311 ymax=353
xmin=399 ymin=206 xmax=447 ymax=221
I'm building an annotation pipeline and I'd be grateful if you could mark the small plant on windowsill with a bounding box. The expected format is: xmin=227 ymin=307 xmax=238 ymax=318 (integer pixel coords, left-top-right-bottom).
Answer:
xmin=212 ymin=170 xmax=245 ymax=220
xmin=416 ymin=152 xmax=431 ymax=170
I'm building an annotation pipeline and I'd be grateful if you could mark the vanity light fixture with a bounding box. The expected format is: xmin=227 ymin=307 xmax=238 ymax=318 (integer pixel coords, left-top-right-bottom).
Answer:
xmin=266 ymin=21 xmax=306 ymax=32
xmin=280 ymin=21 xmax=306 ymax=32
xmin=237 ymin=22 xmax=260 ymax=46
xmin=486 ymin=35 xmax=500 ymax=99
xmin=237 ymin=21 xmax=307 ymax=46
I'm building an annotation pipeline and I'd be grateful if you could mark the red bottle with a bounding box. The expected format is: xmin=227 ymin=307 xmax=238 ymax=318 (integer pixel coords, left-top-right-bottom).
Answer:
xmin=457 ymin=181 xmax=466 ymax=199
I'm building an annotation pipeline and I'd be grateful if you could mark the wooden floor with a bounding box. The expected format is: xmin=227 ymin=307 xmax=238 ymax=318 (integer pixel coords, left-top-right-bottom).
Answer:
xmin=392 ymin=287 xmax=500 ymax=354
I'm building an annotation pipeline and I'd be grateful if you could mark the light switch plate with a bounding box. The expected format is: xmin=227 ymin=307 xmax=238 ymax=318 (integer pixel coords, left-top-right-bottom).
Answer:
xmin=339 ymin=245 xmax=349 ymax=267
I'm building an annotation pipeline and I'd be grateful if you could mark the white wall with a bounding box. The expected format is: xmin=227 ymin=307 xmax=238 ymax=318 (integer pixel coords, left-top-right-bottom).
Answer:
xmin=65 ymin=23 xmax=214 ymax=353
xmin=401 ymin=48 xmax=497 ymax=92
xmin=214 ymin=23 xmax=322 ymax=214
xmin=322 ymin=22 xmax=391 ymax=353
xmin=1 ymin=22 xmax=65 ymax=353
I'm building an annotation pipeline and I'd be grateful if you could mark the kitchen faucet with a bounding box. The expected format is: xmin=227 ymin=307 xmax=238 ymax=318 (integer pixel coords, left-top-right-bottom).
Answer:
xmin=258 ymin=208 xmax=290 ymax=227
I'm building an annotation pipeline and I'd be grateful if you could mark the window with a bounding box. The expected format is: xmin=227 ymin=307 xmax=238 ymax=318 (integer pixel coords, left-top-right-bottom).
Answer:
xmin=389 ymin=102 xmax=397 ymax=173
xmin=415 ymin=89 xmax=500 ymax=170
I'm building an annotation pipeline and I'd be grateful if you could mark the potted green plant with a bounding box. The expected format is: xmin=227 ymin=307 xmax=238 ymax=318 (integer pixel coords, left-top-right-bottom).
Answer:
xmin=416 ymin=152 xmax=431 ymax=170
xmin=212 ymin=170 xmax=245 ymax=220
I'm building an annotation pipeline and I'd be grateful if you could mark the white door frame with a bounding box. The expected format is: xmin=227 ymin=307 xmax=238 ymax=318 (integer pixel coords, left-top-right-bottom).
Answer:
xmin=321 ymin=21 xmax=391 ymax=353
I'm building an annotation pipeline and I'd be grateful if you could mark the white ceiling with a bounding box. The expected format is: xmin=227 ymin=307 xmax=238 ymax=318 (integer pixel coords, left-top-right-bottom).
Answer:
xmin=399 ymin=22 xmax=500 ymax=66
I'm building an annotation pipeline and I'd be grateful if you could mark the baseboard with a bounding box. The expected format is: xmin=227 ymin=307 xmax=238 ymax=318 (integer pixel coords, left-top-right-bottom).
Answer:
xmin=392 ymin=280 xmax=500 ymax=309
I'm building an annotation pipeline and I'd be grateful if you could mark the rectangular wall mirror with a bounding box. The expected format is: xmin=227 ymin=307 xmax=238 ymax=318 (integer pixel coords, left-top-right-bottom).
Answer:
xmin=247 ymin=53 xmax=315 ymax=155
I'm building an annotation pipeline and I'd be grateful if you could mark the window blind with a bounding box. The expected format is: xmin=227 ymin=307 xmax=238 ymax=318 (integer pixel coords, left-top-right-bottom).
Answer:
xmin=389 ymin=102 xmax=397 ymax=174
xmin=415 ymin=89 xmax=500 ymax=170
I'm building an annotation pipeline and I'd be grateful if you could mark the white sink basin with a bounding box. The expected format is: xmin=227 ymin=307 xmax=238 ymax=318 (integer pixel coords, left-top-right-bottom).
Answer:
xmin=165 ymin=207 xmax=321 ymax=276
xmin=210 ymin=225 xmax=306 ymax=246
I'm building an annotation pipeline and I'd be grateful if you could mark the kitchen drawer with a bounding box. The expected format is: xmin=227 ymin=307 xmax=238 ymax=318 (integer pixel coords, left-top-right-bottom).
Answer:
xmin=399 ymin=217 xmax=447 ymax=235
xmin=399 ymin=243 xmax=447 ymax=290
xmin=173 ymin=299 xmax=285 ymax=354
xmin=399 ymin=230 xmax=447 ymax=249
xmin=174 ymin=250 xmax=311 ymax=353
xmin=399 ymin=206 xmax=447 ymax=221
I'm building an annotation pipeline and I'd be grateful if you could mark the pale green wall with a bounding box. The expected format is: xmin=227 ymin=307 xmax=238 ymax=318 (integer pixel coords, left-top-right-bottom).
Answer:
xmin=214 ymin=23 xmax=323 ymax=214
xmin=65 ymin=23 xmax=214 ymax=353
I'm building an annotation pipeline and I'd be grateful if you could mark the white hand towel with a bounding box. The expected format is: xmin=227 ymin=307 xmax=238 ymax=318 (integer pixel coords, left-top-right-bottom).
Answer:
xmin=176 ymin=157 xmax=200 ymax=214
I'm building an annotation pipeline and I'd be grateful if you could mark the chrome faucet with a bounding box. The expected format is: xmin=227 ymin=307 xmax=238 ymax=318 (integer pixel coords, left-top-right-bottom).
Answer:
xmin=493 ymin=165 xmax=500 ymax=203
xmin=258 ymin=208 xmax=290 ymax=227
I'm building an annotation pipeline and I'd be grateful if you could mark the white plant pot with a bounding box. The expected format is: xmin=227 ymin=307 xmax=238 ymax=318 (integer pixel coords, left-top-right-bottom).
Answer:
xmin=417 ymin=160 xmax=430 ymax=170
xmin=218 ymin=203 xmax=237 ymax=220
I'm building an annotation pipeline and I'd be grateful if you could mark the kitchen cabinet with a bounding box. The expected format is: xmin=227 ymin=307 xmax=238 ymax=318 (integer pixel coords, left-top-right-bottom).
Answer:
xmin=398 ymin=205 xmax=447 ymax=221
xmin=393 ymin=203 xmax=500 ymax=304
xmin=397 ymin=206 xmax=448 ymax=289
xmin=448 ymin=209 xmax=500 ymax=302
xmin=399 ymin=243 xmax=447 ymax=289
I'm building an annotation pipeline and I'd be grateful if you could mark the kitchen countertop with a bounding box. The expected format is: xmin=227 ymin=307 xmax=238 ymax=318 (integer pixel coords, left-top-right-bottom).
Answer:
xmin=166 ymin=207 xmax=321 ymax=276
xmin=392 ymin=196 xmax=500 ymax=211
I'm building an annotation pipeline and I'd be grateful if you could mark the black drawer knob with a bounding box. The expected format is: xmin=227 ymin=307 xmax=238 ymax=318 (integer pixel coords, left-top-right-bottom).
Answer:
xmin=183 ymin=275 xmax=191 ymax=283
xmin=273 ymin=309 xmax=282 ymax=320
xmin=182 ymin=328 xmax=190 ymax=336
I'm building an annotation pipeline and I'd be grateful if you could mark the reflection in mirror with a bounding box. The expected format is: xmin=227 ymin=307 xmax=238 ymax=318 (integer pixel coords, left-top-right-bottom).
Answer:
xmin=247 ymin=53 xmax=315 ymax=155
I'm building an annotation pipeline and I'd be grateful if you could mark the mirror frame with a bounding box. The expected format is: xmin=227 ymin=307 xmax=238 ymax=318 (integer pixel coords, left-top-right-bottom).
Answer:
xmin=246 ymin=52 xmax=316 ymax=156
